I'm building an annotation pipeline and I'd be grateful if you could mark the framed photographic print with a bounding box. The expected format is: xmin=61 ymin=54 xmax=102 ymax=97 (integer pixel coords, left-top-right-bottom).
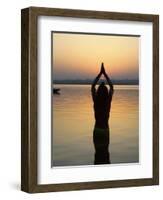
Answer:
xmin=21 ymin=7 xmax=159 ymax=193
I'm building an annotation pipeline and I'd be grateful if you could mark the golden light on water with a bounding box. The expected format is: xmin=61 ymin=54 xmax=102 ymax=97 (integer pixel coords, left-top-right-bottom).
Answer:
xmin=53 ymin=85 xmax=139 ymax=166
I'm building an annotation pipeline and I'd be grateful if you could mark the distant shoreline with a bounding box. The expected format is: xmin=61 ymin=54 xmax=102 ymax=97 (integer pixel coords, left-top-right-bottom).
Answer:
xmin=53 ymin=80 xmax=139 ymax=85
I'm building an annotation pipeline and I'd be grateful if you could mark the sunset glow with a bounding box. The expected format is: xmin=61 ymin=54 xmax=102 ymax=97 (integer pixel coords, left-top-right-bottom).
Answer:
xmin=52 ymin=32 xmax=139 ymax=80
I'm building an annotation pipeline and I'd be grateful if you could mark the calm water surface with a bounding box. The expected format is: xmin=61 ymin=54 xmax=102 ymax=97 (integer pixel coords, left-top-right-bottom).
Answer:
xmin=52 ymin=84 xmax=139 ymax=167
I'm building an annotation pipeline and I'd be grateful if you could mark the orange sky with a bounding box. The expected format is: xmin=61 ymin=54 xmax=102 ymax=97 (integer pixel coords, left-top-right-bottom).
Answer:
xmin=52 ymin=32 xmax=139 ymax=80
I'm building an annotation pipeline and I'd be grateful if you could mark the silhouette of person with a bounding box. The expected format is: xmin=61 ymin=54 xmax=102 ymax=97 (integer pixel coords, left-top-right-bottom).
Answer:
xmin=91 ymin=63 xmax=114 ymax=164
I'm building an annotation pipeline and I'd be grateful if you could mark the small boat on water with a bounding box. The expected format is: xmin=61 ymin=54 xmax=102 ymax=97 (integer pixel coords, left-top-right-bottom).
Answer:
xmin=53 ymin=88 xmax=60 ymax=94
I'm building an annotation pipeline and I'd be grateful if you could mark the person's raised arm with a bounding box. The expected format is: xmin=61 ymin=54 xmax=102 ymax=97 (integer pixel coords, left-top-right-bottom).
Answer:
xmin=102 ymin=63 xmax=114 ymax=93
xmin=92 ymin=72 xmax=101 ymax=88
xmin=91 ymin=66 xmax=103 ymax=101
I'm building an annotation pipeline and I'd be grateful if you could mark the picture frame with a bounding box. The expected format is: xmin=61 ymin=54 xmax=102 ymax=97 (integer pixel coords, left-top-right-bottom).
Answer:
xmin=21 ymin=7 xmax=159 ymax=193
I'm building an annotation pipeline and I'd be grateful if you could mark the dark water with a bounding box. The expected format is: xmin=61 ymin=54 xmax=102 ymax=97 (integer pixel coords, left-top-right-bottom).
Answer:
xmin=52 ymin=85 xmax=139 ymax=167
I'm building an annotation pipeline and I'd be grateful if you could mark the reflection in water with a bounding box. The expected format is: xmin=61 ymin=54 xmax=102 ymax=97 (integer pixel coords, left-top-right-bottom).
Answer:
xmin=93 ymin=127 xmax=110 ymax=164
xmin=53 ymin=84 xmax=139 ymax=167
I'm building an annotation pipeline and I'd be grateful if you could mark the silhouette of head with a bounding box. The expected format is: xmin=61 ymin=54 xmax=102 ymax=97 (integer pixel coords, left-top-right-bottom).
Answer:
xmin=96 ymin=82 xmax=109 ymax=104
